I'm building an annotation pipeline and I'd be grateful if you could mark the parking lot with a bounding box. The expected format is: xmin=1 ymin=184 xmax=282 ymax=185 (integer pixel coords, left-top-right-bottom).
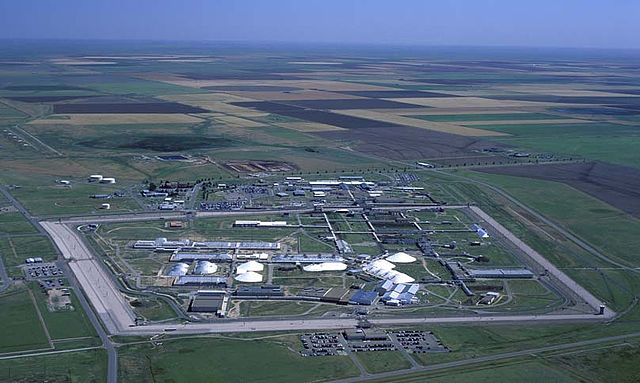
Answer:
xmin=301 ymin=329 xmax=447 ymax=356
xmin=389 ymin=330 xmax=449 ymax=353
xmin=24 ymin=262 xmax=63 ymax=280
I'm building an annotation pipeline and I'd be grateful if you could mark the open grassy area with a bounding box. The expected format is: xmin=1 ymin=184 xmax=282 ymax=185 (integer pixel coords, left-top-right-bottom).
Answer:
xmin=462 ymin=170 xmax=640 ymax=269
xmin=354 ymin=351 xmax=412 ymax=374
xmin=30 ymin=284 xmax=98 ymax=340
xmin=462 ymin=122 xmax=640 ymax=168
xmin=129 ymin=296 xmax=178 ymax=321
xmin=238 ymin=300 xmax=319 ymax=317
xmin=362 ymin=360 xmax=577 ymax=383
xmin=0 ymin=235 xmax=58 ymax=277
xmin=432 ymin=174 xmax=640 ymax=313
xmin=549 ymin=340 xmax=640 ymax=383
xmin=0 ymin=349 xmax=107 ymax=383
xmin=502 ymin=134 xmax=640 ymax=169
xmin=0 ymin=288 xmax=51 ymax=353
xmin=0 ymin=211 xmax=38 ymax=235
xmin=118 ymin=336 xmax=359 ymax=383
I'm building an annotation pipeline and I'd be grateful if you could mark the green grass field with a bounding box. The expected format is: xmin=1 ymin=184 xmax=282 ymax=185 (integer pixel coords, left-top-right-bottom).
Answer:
xmin=238 ymin=300 xmax=319 ymax=317
xmin=355 ymin=351 xmax=412 ymax=374
xmin=362 ymin=360 xmax=577 ymax=383
xmin=0 ymin=349 xmax=107 ymax=383
xmin=0 ymin=211 xmax=38 ymax=235
xmin=30 ymin=284 xmax=98 ymax=340
xmin=0 ymin=235 xmax=58 ymax=277
xmin=118 ymin=336 xmax=359 ymax=382
xmin=501 ymin=135 xmax=640 ymax=169
xmin=0 ymin=289 xmax=51 ymax=353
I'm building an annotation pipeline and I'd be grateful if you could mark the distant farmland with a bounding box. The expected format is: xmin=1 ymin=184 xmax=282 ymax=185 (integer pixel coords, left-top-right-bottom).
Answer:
xmin=53 ymin=102 xmax=208 ymax=114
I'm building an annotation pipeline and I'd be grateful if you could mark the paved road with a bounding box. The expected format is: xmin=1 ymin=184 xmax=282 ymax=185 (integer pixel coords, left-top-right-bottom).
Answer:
xmin=0 ymin=346 xmax=102 ymax=361
xmin=0 ymin=186 xmax=118 ymax=383
xmin=329 ymin=330 xmax=640 ymax=383
xmin=41 ymin=201 xmax=613 ymax=339
xmin=470 ymin=206 xmax=613 ymax=317
xmin=42 ymin=222 xmax=137 ymax=333
xmin=57 ymin=205 xmax=466 ymax=225
xmin=438 ymin=169 xmax=639 ymax=273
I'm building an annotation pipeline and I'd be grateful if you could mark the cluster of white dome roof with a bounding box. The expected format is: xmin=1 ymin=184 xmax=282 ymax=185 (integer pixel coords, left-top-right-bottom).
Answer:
xmin=234 ymin=261 xmax=264 ymax=283
xmin=303 ymin=262 xmax=347 ymax=272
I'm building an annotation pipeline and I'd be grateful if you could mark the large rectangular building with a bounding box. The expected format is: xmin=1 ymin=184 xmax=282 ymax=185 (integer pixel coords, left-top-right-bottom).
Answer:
xmin=173 ymin=275 xmax=228 ymax=286
xmin=467 ymin=268 xmax=534 ymax=279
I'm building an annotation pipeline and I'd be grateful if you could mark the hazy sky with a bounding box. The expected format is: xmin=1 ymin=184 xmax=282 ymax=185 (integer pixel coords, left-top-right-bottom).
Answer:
xmin=1 ymin=0 xmax=638 ymax=49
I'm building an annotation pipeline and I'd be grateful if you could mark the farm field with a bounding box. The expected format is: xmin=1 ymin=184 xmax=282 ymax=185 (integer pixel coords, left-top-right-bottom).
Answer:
xmin=1 ymin=39 xmax=640 ymax=383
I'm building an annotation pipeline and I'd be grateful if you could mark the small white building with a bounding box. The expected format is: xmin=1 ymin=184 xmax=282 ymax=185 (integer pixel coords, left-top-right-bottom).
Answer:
xmin=88 ymin=175 xmax=103 ymax=182
xmin=100 ymin=203 xmax=111 ymax=210
xmin=100 ymin=177 xmax=116 ymax=184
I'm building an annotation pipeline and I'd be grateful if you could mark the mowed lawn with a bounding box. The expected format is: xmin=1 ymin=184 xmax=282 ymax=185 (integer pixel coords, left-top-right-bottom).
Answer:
xmin=118 ymin=337 xmax=359 ymax=383
xmin=0 ymin=289 xmax=50 ymax=353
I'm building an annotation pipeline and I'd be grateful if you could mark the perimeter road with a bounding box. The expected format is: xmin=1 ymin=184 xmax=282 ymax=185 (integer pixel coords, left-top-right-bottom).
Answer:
xmin=0 ymin=185 xmax=118 ymax=383
xmin=469 ymin=205 xmax=611 ymax=315
xmin=42 ymin=215 xmax=611 ymax=338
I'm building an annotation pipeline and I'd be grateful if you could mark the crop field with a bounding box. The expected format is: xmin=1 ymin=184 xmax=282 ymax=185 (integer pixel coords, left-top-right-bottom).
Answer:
xmin=2 ymin=42 xmax=640 ymax=382
xmin=412 ymin=112 xmax=566 ymax=122
xmin=28 ymin=113 xmax=205 ymax=125
xmin=476 ymin=161 xmax=640 ymax=217
xmin=53 ymin=102 xmax=209 ymax=114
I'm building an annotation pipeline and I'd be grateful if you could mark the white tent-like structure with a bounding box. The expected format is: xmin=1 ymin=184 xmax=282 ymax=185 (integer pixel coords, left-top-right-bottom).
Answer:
xmin=362 ymin=257 xmax=416 ymax=284
xmin=303 ymin=262 xmax=347 ymax=272
xmin=386 ymin=252 xmax=417 ymax=264
xmin=236 ymin=260 xmax=264 ymax=274
xmin=390 ymin=272 xmax=415 ymax=284
xmin=234 ymin=271 xmax=263 ymax=283
xmin=369 ymin=259 xmax=396 ymax=271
